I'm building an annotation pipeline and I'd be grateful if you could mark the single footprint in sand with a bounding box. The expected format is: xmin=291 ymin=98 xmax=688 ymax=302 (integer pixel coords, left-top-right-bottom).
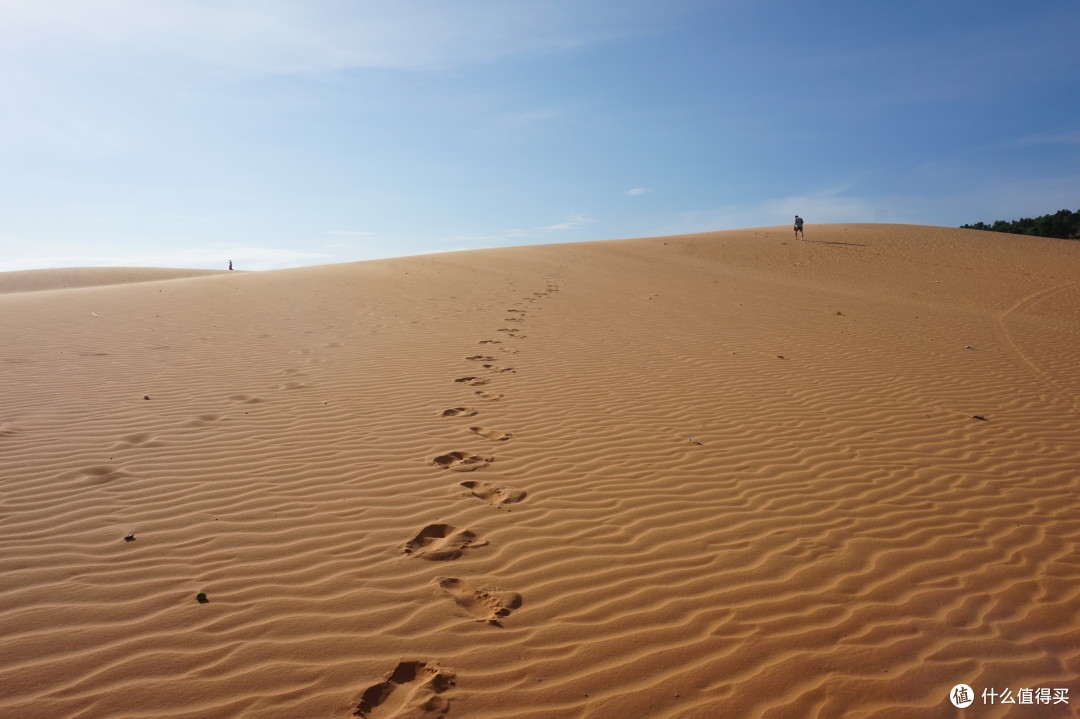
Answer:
xmin=402 ymin=524 xmax=487 ymax=560
xmin=453 ymin=376 xmax=489 ymax=386
xmin=112 ymin=432 xmax=163 ymax=449
xmin=227 ymin=393 xmax=264 ymax=405
xmin=72 ymin=465 xmax=128 ymax=485
xmin=183 ymin=413 xmax=223 ymax=427
xmin=468 ymin=426 xmax=511 ymax=441
xmin=465 ymin=355 xmax=496 ymax=361
xmin=440 ymin=407 xmax=478 ymax=418
xmin=499 ymin=347 xmax=519 ymax=354
xmin=354 ymin=661 xmax=455 ymax=718
xmin=474 ymin=391 xmax=503 ymax=401
xmin=506 ymin=309 xmax=526 ymax=313
xmin=436 ymin=577 xmax=522 ymax=626
xmin=478 ymin=340 xmax=501 ymax=344
xmin=482 ymin=364 xmax=514 ymax=373
xmin=460 ymin=479 xmax=526 ymax=507
xmin=431 ymin=451 xmax=492 ymax=471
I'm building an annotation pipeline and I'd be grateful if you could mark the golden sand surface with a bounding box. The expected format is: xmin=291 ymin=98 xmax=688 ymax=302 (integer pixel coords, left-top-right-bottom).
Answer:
xmin=1 ymin=224 xmax=1078 ymax=718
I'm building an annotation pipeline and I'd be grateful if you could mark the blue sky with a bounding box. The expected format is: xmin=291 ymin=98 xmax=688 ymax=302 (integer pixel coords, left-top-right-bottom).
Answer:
xmin=1 ymin=0 xmax=1078 ymax=271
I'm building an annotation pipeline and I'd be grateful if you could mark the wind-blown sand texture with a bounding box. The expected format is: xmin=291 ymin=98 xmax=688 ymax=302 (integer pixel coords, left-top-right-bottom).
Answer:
xmin=2 ymin=224 xmax=1079 ymax=718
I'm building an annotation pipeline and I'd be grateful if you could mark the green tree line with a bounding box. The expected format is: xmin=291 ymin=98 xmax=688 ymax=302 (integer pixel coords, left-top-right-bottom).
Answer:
xmin=960 ymin=208 xmax=1080 ymax=239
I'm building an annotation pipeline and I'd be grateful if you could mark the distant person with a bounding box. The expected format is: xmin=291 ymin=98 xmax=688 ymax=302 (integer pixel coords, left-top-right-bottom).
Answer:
xmin=228 ymin=260 xmax=233 ymax=271
xmin=794 ymin=215 xmax=804 ymax=240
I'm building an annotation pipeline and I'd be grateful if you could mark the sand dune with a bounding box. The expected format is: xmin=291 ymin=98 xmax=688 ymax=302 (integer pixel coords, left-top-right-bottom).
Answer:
xmin=0 ymin=266 xmax=227 ymax=295
xmin=1 ymin=224 xmax=1078 ymax=718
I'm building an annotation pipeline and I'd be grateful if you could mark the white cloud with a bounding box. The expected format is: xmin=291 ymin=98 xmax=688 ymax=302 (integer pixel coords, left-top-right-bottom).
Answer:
xmin=0 ymin=1 xmax=624 ymax=75
xmin=0 ymin=245 xmax=330 ymax=273
xmin=442 ymin=214 xmax=599 ymax=247
xmin=626 ymin=187 xmax=653 ymax=196
xmin=539 ymin=214 xmax=597 ymax=231
xmin=661 ymin=188 xmax=901 ymax=235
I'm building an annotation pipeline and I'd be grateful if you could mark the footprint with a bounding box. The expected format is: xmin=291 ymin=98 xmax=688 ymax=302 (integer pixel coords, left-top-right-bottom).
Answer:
xmin=440 ymin=407 xmax=478 ymax=418
xmin=275 ymin=381 xmax=309 ymax=390
xmin=499 ymin=347 xmax=519 ymax=354
xmin=482 ymin=364 xmax=514 ymax=373
xmin=468 ymin=426 xmax=511 ymax=441
xmin=453 ymin=376 xmax=489 ymax=386
xmin=402 ymin=524 xmax=487 ymax=560
xmin=496 ymin=328 xmax=517 ymax=333
xmin=506 ymin=309 xmax=526 ymax=313
xmin=436 ymin=577 xmax=522 ymax=626
xmin=431 ymin=451 xmax=492 ymax=471
xmin=465 ymin=355 xmax=496 ymax=361
xmin=354 ymin=661 xmax=455 ymax=718
xmin=478 ymin=340 xmax=501 ymax=345
xmin=113 ymin=432 xmax=162 ymax=449
xmin=69 ymin=465 xmax=127 ymax=485
xmin=227 ymin=394 xmax=264 ymax=405
xmin=460 ymin=480 xmax=526 ymax=507
xmin=474 ymin=391 xmax=503 ymax=401
xmin=184 ymin=413 xmax=223 ymax=427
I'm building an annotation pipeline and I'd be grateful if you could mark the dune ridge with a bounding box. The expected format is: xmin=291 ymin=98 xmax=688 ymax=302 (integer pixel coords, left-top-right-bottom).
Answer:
xmin=0 ymin=267 xmax=228 ymax=295
xmin=1 ymin=224 xmax=1078 ymax=718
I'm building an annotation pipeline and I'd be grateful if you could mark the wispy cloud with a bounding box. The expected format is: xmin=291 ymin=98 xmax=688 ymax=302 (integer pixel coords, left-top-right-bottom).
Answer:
xmin=1012 ymin=129 xmax=1080 ymax=146
xmin=626 ymin=187 xmax=653 ymax=196
xmin=661 ymin=188 xmax=899 ymax=234
xmin=539 ymin=214 xmax=597 ymax=231
xmin=0 ymin=1 xmax=625 ymax=75
xmin=445 ymin=214 xmax=599 ymax=246
xmin=0 ymin=245 xmax=330 ymax=273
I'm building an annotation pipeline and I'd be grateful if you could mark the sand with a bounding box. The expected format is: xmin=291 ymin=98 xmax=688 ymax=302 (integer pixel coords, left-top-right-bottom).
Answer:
xmin=1 ymin=224 xmax=1078 ymax=718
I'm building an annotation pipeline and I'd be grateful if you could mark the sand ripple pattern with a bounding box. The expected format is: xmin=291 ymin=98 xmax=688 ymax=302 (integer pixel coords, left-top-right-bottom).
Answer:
xmin=1 ymin=226 xmax=1078 ymax=718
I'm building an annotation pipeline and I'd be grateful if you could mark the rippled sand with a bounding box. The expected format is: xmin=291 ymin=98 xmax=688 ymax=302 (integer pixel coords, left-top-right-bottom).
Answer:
xmin=2 ymin=224 xmax=1078 ymax=718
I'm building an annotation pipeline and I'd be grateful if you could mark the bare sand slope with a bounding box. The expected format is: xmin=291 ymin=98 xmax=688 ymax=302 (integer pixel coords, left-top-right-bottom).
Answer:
xmin=1 ymin=224 xmax=1078 ymax=719
xmin=0 ymin=267 xmax=227 ymax=295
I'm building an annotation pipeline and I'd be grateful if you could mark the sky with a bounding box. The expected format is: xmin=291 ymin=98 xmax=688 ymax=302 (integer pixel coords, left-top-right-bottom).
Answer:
xmin=1 ymin=0 xmax=1079 ymax=271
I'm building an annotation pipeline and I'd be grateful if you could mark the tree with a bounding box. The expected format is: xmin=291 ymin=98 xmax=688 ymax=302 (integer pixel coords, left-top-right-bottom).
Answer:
xmin=961 ymin=209 xmax=1080 ymax=240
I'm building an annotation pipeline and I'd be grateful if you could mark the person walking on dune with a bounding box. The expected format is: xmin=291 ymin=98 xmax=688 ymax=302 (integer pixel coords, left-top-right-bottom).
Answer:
xmin=794 ymin=215 xmax=805 ymax=240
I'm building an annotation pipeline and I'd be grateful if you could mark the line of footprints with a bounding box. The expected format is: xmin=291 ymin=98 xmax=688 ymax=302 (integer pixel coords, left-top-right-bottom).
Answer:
xmin=356 ymin=278 xmax=562 ymax=718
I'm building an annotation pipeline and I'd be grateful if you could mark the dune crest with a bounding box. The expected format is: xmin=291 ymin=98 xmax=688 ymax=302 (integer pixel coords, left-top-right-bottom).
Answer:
xmin=0 ymin=266 xmax=226 ymax=294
